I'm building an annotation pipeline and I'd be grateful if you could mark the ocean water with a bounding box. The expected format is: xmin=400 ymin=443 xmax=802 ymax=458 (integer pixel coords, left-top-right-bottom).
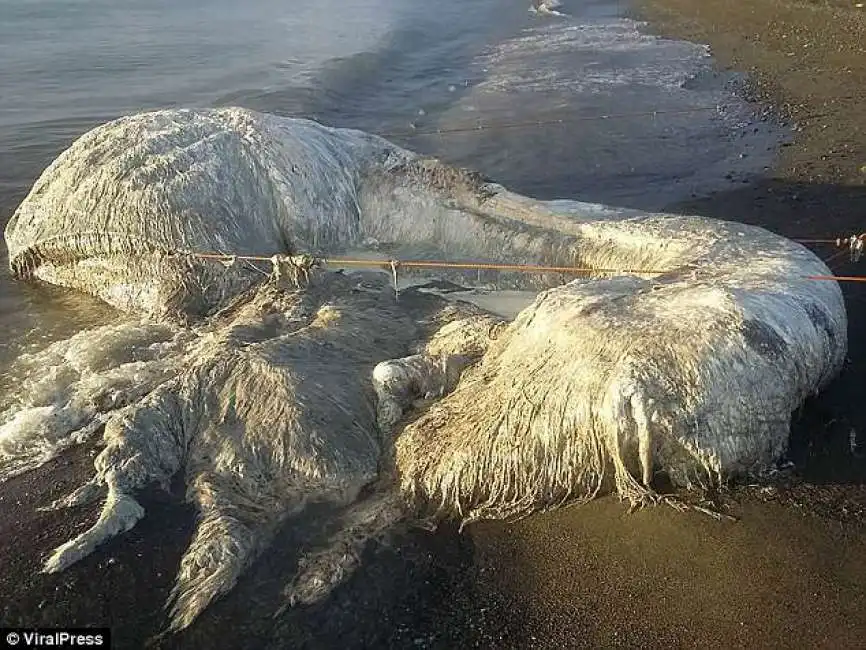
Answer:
xmin=0 ymin=1 xmax=782 ymax=395
xmin=7 ymin=5 xmax=866 ymax=646
xmin=0 ymin=0 xmax=783 ymax=366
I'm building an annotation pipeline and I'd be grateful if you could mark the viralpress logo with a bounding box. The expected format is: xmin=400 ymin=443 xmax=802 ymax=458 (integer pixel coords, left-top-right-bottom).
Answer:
xmin=2 ymin=629 xmax=110 ymax=649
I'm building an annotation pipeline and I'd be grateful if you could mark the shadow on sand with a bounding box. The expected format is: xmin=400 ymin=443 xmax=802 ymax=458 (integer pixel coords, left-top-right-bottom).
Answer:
xmin=2 ymin=178 xmax=866 ymax=649
xmin=0 ymin=440 xmax=512 ymax=649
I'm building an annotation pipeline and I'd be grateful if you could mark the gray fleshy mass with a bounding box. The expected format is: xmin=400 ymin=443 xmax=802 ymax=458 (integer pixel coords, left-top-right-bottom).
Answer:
xmin=1 ymin=107 xmax=846 ymax=633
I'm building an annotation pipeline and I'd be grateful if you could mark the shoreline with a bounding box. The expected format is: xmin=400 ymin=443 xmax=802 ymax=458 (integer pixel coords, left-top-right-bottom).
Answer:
xmin=626 ymin=0 xmax=866 ymax=487
xmin=631 ymin=0 xmax=866 ymax=189
xmin=2 ymin=2 xmax=866 ymax=649
xmin=465 ymin=0 xmax=866 ymax=647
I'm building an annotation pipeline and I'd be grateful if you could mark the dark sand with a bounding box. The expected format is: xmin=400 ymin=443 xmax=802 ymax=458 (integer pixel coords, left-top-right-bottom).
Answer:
xmin=4 ymin=1 xmax=866 ymax=648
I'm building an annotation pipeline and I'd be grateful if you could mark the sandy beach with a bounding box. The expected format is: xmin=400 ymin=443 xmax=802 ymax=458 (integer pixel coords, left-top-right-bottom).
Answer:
xmin=2 ymin=1 xmax=866 ymax=648
xmin=466 ymin=1 xmax=866 ymax=647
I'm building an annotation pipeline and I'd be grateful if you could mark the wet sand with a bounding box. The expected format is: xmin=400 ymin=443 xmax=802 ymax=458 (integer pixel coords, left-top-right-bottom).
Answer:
xmin=4 ymin=1 xmax=866 ymax=648
xmin=465 ymin=0 xmax=866 ymax=647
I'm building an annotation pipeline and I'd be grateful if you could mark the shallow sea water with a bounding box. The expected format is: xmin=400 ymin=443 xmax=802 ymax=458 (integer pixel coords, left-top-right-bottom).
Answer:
xmin=6 ymin=2 xmax=853 ymax=647
xmin=0 ymin=0 xmax=782 ymax=363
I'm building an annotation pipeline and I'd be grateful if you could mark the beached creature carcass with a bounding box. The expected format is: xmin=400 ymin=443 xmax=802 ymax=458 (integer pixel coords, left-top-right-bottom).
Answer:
xmin=1 ymin=108 xmax=846 ymax=632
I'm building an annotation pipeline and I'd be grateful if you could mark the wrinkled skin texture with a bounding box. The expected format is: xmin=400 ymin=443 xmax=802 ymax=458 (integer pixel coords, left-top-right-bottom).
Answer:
xmin=25 ymin=273 xmax=501 ymax=632
xmin=0 ymin=108 xmax=847 ymax=633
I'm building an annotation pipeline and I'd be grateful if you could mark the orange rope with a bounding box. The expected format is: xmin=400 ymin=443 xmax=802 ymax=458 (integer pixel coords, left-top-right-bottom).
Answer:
xmin=197 ymin=253 xmax=272 ymax=262
xmin=197 ymin=252 xmax=666 ymax=275
xmin=191 ymin=251 xmax=866 ymax=283
xmin=330 ymin=258 xmax=670 ymax=275
xmin=806 ymin=275 xmax=866 ymax=283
